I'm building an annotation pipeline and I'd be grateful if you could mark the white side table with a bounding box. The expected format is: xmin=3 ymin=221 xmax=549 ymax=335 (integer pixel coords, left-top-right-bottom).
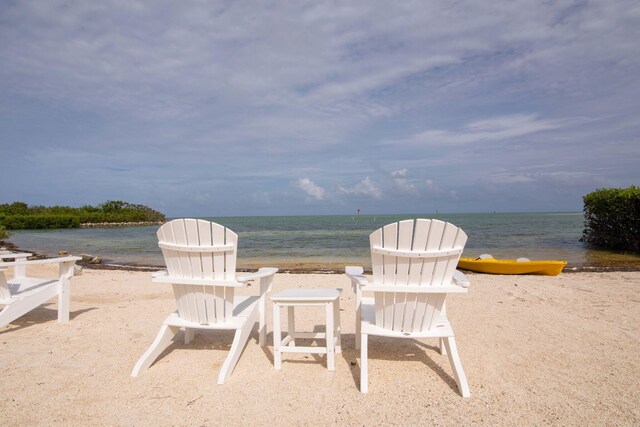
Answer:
xmin=272 ymin=288 xmax=342 ymax=371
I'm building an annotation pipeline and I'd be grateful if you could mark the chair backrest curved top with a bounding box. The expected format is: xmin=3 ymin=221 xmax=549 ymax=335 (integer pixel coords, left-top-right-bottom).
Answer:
xmin=370 ymin=219 xmax=467 ymax=287
xmin=158 ymin=218 xmax=238 ymax=281
xmin=157 ymin=218 xmax=239 ymax=323
xmin=368 ymin=219 xmax=468 ymax=332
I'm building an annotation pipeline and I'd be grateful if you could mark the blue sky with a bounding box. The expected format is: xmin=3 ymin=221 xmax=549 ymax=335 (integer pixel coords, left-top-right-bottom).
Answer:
xmin=1 ymin=1 xmax=639 ymax=217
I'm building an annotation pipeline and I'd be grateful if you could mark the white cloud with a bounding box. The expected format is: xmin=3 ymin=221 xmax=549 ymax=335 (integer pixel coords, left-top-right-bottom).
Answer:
xmin=338 ymin=177 xmax=382 ymax=199
xmin=390 ymin=169 xmax=417 ymax=194
xmin=297 ymin=178 xmax=326 ymax=200
xmin=397 ymin=114 xmax=574 ymax=146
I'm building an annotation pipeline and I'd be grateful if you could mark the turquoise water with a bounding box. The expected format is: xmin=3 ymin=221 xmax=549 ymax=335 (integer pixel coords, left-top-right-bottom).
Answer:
xmin=5 ymin=213 xmax=640 ymax=269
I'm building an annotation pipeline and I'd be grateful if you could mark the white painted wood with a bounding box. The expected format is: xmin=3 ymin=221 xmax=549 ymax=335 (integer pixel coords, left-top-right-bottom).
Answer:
xmin=225 ymin=228 xmax=238 ymax=281
xmin=271 ymin=288 xmax=341 ymax=301
xmin=0 ymin=253 xmax=32 ymax=259
xmin=326 ymin=301 xmax=335 ymax=370
xmin=345 ymin=266 xmax=365 ymax=349
xmin=345 ymin=219 xmax=471 ymax=396
xmin=0 ymin=256 xmax=81 ymax=328
xmin=281 ymin=335 xmax=293 ymax=346
xmin=408 ymin=220 xmax=430 ymax=285
xmin=217 ymin=302 xmax=259 ymax=384
xmin=271 ymin=288 xmax=342 ymax=370
xmin=246 ymin=268 xmax=276 ymax=346
xmin=133 ymin=219 xmax=278 ymax=383
xmin=443 ymin=336 xmax=471 ymax=397
xmin=158 ymin=242 xmax=234 ymax=253
xmin=211 ymin=222 xmax=225 ymax=280
xmin=287 ymin=306 xmax=296 ymax=346
xmin=334 ymin=297 xmax=342 ymax=354
xmin=131 ymin=324 xmax=181 ymax=376
xmin=371 ymin=246 xmax=462 ymax=258
xmin=0 ymin=253 xmax=31 ymax=278
xmin=360 ymin=332 xmax=368 ymax=393
xmin=0 ymin=270 xmax=10 ymax=301
xmin=273 ymin=301 xmax=282 ymax=369
xmin=184 ymin=328 xmax=194 ymax=345
xmin=360 ymin=284 xmax=468 ymax=294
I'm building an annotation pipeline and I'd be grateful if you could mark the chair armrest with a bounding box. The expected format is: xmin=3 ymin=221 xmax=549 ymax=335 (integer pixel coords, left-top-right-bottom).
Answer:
xmin=151 ymin=275 xmax=247 ymax=287
xmin=0 ymin=253 xmax=32 ymax=261
xmin=151 ymin=269 xmax=168 ymax=279
xmin=453 ymin=270 xmax=470 ymax=288
xmin=345 ymin=266 xmax=367 ymax=284
xmin=238 ymin=267 xmax=278 ymax=297
xmin=0 ymin=256 xmax=81 ymax=268
xmin=347 ymin=274 xmax=368 ymax=286
xmin=345 ymin=265 xmax=364 ymax=277
xmin=345 ymin=266 xmax=368 ymax=291
xmin=236 ymin=267 xmax=278 ymax=282
xmin=358 ymin=284 xmax=468 ymax=294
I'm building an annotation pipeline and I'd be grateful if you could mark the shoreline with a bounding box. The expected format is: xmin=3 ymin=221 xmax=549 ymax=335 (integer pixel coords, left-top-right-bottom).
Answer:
xmin=77 ymin=262 xmax=640 ymax=273
xmin=80 ymin=221 xmax=164 ymax=228
xmin=4 ymin=239 xmax=640 ymax=273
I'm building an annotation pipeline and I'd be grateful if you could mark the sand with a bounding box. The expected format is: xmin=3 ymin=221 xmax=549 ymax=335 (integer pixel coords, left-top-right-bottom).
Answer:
xmin=1 ymin=265 xmax=639 ymax=425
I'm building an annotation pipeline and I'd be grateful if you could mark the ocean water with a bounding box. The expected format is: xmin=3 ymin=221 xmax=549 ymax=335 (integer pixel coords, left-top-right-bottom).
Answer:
xmin=5 ymin=213 xmax=640 ymax=269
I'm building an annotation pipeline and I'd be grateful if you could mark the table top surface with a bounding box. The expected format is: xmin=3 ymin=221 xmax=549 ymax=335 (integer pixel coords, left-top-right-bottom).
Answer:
xmin=271 ymin=288 xmax=342 ymax=302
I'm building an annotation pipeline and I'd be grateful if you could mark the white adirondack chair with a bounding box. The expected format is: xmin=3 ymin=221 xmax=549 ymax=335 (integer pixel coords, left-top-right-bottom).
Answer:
xmin=131 ymin=219 xmax=278 ymax=384
xmin=345 ymin=219 xmax=471 ymax=396
xmin=0 ymin=253 xmax=82 ymax=329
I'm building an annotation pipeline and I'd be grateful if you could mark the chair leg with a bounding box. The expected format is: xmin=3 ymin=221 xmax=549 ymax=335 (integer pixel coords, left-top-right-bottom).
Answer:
xmin=131 ymin=324 xmax=179 ymax=377
xmin=360 ymin=332 xmax=368 ymax=393
xmin=218 ymin=316 xmax=257 ymax=384
xmin=442 ymin=336 xmax=470 ymax=397
xmin=57 ymin=275 xmax=71 ymax=323
xmin=184 ymin=328 xmax=194 ymax=345
xmin=0 ymin=284 xmax=57 ymax=328
xmin=439 ymin=338 xmax=447 ymax=356
xmin=258 ymin=289 xmax=267 ymax=347
xmin=0 ymin=304 xmax=27 ymax=329
xmin=355 ymin=307 xmax=362 ymax=350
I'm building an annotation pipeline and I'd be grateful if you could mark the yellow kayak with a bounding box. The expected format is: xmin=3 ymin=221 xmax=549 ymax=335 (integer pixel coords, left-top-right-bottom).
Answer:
xmin=457 ymin=256 xmax=567 ymax=276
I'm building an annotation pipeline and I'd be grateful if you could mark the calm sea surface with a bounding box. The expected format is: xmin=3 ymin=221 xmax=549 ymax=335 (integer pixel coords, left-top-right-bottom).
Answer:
xmin=5 ymin=213 xmax=640 ymax=269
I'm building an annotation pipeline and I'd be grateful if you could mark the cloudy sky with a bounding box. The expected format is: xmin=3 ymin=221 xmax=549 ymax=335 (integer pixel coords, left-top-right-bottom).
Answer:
xmin=1 ymin=1 xmax=639 ymax=216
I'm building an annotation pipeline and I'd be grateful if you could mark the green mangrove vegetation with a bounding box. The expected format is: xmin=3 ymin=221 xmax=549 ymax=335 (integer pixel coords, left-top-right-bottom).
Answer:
xmin=0 ymin=201 xmax=166 ymax=230
xmin=0 ymin=225 xmax=9 ymax=239
xmin=582 ymin=186 xmax=640 ymax=253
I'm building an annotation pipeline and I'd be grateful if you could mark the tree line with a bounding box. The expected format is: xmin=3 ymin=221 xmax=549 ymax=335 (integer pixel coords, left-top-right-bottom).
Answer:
xmin=0 ymin=201 xmax=166 ymax=231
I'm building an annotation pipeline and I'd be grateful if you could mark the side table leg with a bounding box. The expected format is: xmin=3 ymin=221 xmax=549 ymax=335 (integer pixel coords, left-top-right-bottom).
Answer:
xmin=273 ymin=303 xmax=282 ymax=369
xmin=334 ymin=298 xmax=342 ymax=354
xmin=288 ymin=305 xmax=296 ymax=346
xmin=326 ymin=301 xmax=335 ymax=371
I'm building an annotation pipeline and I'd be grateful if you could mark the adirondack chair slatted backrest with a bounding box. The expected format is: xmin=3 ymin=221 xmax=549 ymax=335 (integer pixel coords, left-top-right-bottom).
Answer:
xmin=157 ymin=219 xmax=238 ymax=324
xmin=370 ymin=219 xmax=467 ymax=333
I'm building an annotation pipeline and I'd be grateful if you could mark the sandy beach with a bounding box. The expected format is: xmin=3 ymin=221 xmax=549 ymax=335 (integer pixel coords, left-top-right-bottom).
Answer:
xmin=2 ymin=265 xmax=639 ymax=425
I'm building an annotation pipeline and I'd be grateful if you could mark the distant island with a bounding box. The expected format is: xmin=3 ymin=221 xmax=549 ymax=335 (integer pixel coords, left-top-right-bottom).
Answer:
xmin=0 ymin=200 xmax=166 ymax=233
